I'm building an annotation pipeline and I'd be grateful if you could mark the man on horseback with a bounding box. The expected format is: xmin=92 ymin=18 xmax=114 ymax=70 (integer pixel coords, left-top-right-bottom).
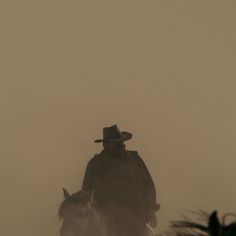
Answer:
xmin=82 ymin=125 xmax=160 ymax=236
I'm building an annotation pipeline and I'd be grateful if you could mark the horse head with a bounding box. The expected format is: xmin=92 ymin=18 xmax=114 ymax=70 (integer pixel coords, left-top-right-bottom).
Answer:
xmin=208 ymin=211 xmax=236 ymax=236
xmin=59 ymin=188 xmax=107 ymax=236
xmin=59 ymin=189 xmax=91 ymax=220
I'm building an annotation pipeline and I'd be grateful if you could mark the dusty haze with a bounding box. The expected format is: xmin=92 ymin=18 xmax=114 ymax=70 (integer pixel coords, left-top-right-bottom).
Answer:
xmin=1 ymin=1 xmax=236 ymax=235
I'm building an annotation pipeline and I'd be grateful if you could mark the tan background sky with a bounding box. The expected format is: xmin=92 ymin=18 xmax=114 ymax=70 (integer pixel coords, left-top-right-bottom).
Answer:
xmin=1 ymin=1 xmax=236 ymax=235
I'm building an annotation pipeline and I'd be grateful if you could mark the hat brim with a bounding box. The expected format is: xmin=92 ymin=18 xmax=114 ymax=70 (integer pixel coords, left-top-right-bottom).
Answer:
xmin=94 ymin=131 xmax=132 ymax=143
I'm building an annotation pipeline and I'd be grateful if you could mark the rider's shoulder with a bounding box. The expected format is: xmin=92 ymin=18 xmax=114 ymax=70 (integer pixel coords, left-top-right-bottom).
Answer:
xmin=87 ymin=154 xmax=102 ymax=165
xmin=126 ymin=150 xmax=140 ymax=158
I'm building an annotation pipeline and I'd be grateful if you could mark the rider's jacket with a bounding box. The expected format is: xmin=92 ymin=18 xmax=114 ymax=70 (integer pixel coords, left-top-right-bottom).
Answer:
xmin=82 ymin=145 xmax=159 ymax=221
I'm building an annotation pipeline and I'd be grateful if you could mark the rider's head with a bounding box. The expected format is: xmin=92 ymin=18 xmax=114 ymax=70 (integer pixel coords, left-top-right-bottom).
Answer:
xmin=103 ymin=140 xmax=124 ymax=149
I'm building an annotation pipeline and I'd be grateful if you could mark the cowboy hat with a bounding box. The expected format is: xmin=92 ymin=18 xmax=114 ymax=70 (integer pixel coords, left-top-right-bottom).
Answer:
xmin=95 ymin=125 xmax=132 ymax=143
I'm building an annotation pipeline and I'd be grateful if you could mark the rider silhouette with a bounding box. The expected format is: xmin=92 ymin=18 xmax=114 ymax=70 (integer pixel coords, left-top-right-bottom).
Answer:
xmin=82 ymin=125 xmax=160 ymax=236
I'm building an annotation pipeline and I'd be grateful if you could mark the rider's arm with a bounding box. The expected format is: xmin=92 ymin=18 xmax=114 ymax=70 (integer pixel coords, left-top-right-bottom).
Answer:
xmin=136 ymin=153 xmax=160 ymax=212
xmin=82 ymin=157 xmax=98 ymax=195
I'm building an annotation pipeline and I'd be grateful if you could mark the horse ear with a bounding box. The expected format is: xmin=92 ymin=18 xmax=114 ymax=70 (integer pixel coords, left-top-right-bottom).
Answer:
xmin=63 ymin=188 xmax=70 ymax=199
xmin=209 ymin=211 xmax=220 ymax=236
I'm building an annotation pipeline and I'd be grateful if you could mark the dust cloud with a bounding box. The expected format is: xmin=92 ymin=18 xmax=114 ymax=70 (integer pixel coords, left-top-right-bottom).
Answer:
xmin=1 ymin=1 xmax=236 ymax=236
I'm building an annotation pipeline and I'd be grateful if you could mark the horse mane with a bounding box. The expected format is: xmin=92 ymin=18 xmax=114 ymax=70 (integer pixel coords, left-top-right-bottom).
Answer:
xmin=160 ymin=210 xmax=236 ymax=236
xmin=170 ymin=211 xmax=209 ymax=236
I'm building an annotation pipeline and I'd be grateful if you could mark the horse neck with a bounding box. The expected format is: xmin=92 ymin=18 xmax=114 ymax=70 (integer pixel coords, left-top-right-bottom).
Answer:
xmin=86 ymin=205 xmax=109 ymax=236
xmin=60 ymin=201 xmax=108 ymax=236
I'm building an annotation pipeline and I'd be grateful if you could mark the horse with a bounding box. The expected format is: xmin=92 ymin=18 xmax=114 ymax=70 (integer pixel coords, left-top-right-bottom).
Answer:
xmin=161 ymin=210 xmax=236 ymax=236
xmin=58 ymin=188 xmax=108 ymax=236
xmin=58 ymin=188 xmax=157 ymax=236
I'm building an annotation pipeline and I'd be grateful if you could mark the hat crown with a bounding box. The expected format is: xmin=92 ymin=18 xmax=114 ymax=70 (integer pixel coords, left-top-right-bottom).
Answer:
xmin=103 ymin=125 xmax=122 ymax=140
